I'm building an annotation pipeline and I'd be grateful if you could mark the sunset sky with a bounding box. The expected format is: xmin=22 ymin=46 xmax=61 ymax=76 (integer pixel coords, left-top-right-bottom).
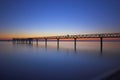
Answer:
xmin=0 ymin=0 xmax=120 ymax=39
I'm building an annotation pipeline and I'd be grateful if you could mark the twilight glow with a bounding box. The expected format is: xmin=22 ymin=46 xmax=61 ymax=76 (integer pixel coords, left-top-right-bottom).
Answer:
xmin=0 ymin=0 xmax=120 ymax=39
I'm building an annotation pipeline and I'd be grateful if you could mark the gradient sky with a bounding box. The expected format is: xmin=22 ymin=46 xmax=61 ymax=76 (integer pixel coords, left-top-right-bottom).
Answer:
xmin=0 ymin=0 xmax=120 ymax=39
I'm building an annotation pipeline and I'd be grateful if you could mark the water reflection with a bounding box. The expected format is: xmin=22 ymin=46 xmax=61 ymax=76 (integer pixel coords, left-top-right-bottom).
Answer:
xmin=12 ymin=40 xmax=107 ymax=55
xmin=12 ymin=40 xmax=120 ymax=59
xmin=1 ymin=41 xmax=120 ymax=80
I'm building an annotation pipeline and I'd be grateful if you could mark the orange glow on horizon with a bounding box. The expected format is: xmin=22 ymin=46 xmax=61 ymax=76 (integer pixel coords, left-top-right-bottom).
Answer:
xmin=0 ymin=33 xmax=55 ymax=40
xmin=0 ymin=33 xmax=120 ymax=40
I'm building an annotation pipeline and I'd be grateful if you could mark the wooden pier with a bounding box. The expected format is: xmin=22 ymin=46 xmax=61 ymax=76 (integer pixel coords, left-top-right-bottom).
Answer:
xmin=13 ymin=33 xmax=120 ymax=52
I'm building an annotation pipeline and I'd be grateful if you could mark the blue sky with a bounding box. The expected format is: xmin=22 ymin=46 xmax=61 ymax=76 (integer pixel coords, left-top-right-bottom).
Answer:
xmin=0 ymin=0 xmax=120 ymax=38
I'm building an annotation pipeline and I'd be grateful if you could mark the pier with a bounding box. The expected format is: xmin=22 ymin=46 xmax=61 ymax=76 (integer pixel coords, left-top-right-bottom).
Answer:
xmin=13 ymin=33 xmax=120 ymax=53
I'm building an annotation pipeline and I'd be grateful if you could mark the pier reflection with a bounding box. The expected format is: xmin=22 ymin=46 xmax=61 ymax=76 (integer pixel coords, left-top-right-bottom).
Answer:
xmin=13 ymin=40 xmax=104 ymax=55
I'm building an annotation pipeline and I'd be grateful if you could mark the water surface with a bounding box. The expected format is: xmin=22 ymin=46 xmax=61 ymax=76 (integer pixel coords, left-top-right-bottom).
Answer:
xmin=0 ymin=41 xmax=120 ymax=80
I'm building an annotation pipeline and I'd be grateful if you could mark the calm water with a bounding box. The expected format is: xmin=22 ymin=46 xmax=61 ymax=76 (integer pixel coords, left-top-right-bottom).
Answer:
xmin=0 ymin=41 xmax=120 ymax=80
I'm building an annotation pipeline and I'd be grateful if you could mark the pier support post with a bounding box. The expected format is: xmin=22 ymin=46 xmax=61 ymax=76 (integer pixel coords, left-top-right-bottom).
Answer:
xmin=25 ymin=39 xmax=27 ymax=44
xmin=18 ymin=39 xmax=19 ymax=43
xmin=57 ymin=38 xmax=59 ymax=50
xmin=45 ymin=38 xmax=47 ymax=48
xmin=21 ymin=39 xmax=22 ymax=44
xmin=29 ymin=39 xmax=31 ymax=44
xmin=17 ymin=39 xmax=19 ymax=43
xmin=12 ymin=39 xmax=15 ymax=44
xmin=36 ymin=39 xmax=38 ymax=45
xmin=74 ymin=38 xmax=77 ymax=51
xmin=22 ymin=39 xmax=24 ymax=44
xmin=100 ymin=37 xmax=103 ymax=53
xmin=19 ymin=39 xmax=20 ymax=43
xmin=28 ymin=38 xmax=33 ymax=44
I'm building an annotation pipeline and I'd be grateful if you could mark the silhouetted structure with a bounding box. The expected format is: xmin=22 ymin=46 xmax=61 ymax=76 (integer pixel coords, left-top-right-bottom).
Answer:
xmin=13 ymin=33 xmax=120 ymax=53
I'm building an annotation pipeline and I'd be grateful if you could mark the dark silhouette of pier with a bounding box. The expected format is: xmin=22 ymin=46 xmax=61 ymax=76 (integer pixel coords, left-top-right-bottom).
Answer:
xmin=13 ymin=33 xmax=120 ymax=53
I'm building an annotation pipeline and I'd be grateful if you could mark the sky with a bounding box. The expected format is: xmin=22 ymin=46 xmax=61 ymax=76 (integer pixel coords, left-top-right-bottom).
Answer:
xmin=0 ymin=0 xmax=120 ymax=39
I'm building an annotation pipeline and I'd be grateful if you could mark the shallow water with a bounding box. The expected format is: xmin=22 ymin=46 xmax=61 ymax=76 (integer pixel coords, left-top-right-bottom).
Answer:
xmin=0 ymin=41 xmax=120 ymax=80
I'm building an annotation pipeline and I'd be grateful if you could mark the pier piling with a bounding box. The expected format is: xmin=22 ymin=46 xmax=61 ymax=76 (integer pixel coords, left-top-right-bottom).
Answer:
xmin=57 ymin=38 xmax=59 ymax=50
xmin=45 ymin=38 xmax=47 ymax=48
xmin=36 ymin=39 xmax=38 ymax=45
xmin=100 ymin=37 xmax=103 ymax=53
xmin=12 ymin=33 xmax=120 ymax=53
xmin=74 ymin=38 xmax=77 ymax=51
